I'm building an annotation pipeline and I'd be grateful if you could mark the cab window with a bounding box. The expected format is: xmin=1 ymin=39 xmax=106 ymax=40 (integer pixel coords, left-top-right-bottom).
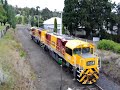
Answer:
xmin=66 ymin=47 xmax=72 ymax=56
xmin=73 ymin=47 xmax=90 ymax=55
xmin=73 ymin=48 xmax=81 ymax=54
xmin=82 ymin=47 xmax=90 ymax=53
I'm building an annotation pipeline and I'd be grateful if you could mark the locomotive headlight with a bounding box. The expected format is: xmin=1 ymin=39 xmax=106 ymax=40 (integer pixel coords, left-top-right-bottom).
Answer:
xmin=87 ymin=61 xmax=95 ymax=66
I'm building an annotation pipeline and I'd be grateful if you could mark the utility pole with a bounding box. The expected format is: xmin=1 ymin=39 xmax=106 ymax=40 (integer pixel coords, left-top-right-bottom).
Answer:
xmin=60 ymin=64 xmax=63 ymax=90
xmin=59 ymin=58 xmax=63 ymax=90
xmin=60 ymin=12 xmax=62 ymax=35
xmin=38 ymin=15 xmax=39 ymax=28
xmin=28 ymin=15 xmax=31 ymax=27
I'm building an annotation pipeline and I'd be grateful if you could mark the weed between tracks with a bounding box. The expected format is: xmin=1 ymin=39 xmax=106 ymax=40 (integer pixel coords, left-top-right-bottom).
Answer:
xmin=0 ymin=29 xmax=36 ymax=90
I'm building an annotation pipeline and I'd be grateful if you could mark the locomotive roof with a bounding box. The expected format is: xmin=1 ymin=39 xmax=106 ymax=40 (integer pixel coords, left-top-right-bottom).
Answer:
xmin=65 ymin=40 xmax=90 ymax=49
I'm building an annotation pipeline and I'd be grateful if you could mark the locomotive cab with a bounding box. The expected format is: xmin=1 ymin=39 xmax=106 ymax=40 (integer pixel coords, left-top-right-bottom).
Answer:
xmin=65 ymin=40 xmax=99 ymax=84
xmin=29 ymin=27 xmax=36 ymax=36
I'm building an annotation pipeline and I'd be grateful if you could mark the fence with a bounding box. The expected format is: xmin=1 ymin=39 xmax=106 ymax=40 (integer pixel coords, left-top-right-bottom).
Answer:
xmin=0 ymin=26 xmax=9 ymax=38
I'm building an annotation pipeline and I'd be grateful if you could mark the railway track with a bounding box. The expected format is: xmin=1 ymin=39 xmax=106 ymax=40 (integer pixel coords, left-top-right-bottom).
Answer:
xmin=85 ymin=83 xmax=103 ymax=90
xmin=67 ymin=83 xmax=103 ymax=90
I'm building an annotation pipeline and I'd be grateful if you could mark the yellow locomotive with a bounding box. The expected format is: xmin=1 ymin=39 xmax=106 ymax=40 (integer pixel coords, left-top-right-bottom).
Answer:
xmin=30 ymin=27 xmax=100 ymax=84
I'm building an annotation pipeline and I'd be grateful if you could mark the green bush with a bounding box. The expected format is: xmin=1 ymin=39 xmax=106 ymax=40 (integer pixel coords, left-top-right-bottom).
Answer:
xmin=97 ymin=39 xmax=115 ymax=50
xmin=114 ymin=45 xmax=120 ymax=53
xmin=97 ymin=39 xmax=120 ymax=53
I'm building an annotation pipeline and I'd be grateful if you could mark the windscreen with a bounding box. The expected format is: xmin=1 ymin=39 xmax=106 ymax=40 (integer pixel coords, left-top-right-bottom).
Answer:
xmin=82 ymin=47 xmax=90 ymax=53
xmin=73 ymin=47 xmax=90 ymax=55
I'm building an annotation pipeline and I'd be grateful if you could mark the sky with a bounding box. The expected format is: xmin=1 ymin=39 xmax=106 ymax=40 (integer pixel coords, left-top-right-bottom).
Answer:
xmin=7 ymin=0 xmax=119 ymax=11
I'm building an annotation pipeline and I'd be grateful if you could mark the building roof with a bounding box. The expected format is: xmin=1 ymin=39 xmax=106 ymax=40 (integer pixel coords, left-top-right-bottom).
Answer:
xmin=43 ymin=17 xmax=61 ymax=25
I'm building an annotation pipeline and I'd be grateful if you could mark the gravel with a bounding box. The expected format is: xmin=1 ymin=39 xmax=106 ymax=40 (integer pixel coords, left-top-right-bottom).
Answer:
xmin=97 ymin=49 xmax=120 ymax=90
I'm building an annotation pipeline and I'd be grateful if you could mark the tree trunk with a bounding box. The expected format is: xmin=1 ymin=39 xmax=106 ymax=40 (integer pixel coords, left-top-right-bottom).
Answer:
xmin=68 ymin=25 xmax=73 ymax=35
xmin=0 ymin=22 xmax=2 ymax=26
xmin=85 ymin=27 xmax=91 ymax=39
xmin=3 ymin=22 xmax=6 ymax=26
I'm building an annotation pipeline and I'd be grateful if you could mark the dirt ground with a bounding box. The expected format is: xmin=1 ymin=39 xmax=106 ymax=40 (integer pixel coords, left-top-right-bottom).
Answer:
xmin=97 ymin=49 xmax=120 ymax=85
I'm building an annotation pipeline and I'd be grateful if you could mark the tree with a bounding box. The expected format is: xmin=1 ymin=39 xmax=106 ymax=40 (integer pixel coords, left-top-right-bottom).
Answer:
xmin=79 ymin=0 xmax=113 ymax=38
xmin=7 ymin=5 xmax=16 ymax=28
xmin=63 ymin=0 xmax=79 ymax=35
xmin=22 ymin=7 xmax=30 ymax=17
xmin=16 ymin=16 xmax=22 ymax=24
xmin=24 ymin=16 xmax=28 ymax=24
xmin=34 ymin=16 xmax=38 ymax=26
xmin=0 ymin=0 xmax=7 ymax=25
xmin=53 ymin=9 xmax=61 ymax=17
xmin=63 ymin=0 xmax=113 ymax=38
xmin=62 ymin=24 xmax=65 ymax=34
xmin=0 ymin=0 xmax=3 ymax=4
xmin=109 ymin=12 xmax=117 ymax=34
xmin=36 ymin=6 xmax=40 ymax=15
xmin=41 ymin=7 xmax=53 ymax=20
xmin=0 ymin=5 xmax=7 ymax=25
xmin=0 ymin=0 xmax=16 ymax=28
xmin=2 ymin=0 xmax=8 ymax=25
xmin=31 ymin=16 xmax=34 ymax=27
xmin=54 ymin=18 xmax=57 ymax=33
xmin=116 ymin=3 xmax=120 ymax=35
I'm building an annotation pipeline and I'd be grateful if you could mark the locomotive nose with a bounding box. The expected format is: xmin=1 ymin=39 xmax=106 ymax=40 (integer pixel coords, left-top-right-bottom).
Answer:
xmin=77 ymin=68 xmax=99 ymax=84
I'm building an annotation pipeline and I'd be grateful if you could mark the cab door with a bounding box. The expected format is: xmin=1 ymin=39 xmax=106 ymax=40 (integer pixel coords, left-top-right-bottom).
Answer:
xmin=65 ymin=47 xmax=73 ymax=65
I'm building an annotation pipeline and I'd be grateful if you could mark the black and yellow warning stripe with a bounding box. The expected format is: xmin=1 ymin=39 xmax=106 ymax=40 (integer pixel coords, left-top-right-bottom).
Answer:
xmin=78 ymin=68 xmax=99 ymax=84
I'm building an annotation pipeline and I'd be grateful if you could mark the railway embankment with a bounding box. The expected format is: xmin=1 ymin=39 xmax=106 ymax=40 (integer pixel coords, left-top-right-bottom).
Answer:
xmin=0 ymin=29 xmax=36 ymax=90
xmin=97 ymin=40 xmax=120 ymax=85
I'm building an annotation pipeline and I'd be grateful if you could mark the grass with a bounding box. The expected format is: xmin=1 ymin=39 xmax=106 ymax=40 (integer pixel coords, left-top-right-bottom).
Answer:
xmin=0 ymin=24 xmax=9 ymax=31
xmin=0 ymin=29 xmax=34 ymax=89
xmin=0 ymin=25 xmax=5 ymax=31
xmin=0 ymin=29 xmax=17 ymax=89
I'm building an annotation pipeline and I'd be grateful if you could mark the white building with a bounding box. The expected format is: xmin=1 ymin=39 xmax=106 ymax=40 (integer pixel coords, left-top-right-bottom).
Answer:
xmin=43 ymin=17 xmax=61 ymax=33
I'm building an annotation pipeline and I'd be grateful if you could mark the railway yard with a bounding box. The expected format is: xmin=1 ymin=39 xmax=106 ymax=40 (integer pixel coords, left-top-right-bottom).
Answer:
xmin=14 ymin=25 xmax=120 ymax=90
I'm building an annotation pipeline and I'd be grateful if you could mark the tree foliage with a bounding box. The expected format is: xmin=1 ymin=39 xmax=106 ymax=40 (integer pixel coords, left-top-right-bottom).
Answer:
xmin=16 ymin=16 xmax=22 ymax=24
xmin=7 ymin=5 xmax=16 ymax=28
xmin=41 ymin=7 xmax=53 ymax=20
xmin=0 ymin=0 xmax=3 ymax=4
xmin=14 ymin=6 xmax=61 ymax=27
xmin=36 ymin=6 xmax=40 ymax=15
xmin=54 ymin=18 xmax=57 ymax=33
xmin=0 ymin=5 xmax=7 ymax=24
xmin=0 ymin=0 xmax=16 ymax=28
xmin=63 ymin=0 xmax=113 ymax=37
xmin=116 ymin=3 xmax=120 ymax=35
xmin=63 ymin=0 xmax=79 ymax=35
xmin=62 ymin=24 xmax=65 ymax=34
